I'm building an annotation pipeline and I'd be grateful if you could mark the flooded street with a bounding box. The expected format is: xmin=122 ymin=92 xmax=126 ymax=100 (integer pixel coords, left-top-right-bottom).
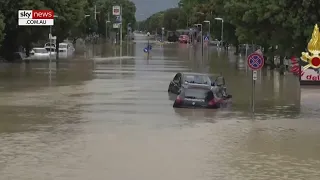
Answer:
xmin=1 ymin=34 xmax=320 ymax=180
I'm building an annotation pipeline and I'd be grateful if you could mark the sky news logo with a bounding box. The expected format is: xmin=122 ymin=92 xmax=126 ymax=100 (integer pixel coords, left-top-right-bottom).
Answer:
xmin=18 ymin=10 xmax=54 ymax=26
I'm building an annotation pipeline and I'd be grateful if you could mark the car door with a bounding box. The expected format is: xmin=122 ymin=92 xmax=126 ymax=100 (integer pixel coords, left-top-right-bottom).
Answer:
xmin=170 ymin=73 xmax=181 ymax=94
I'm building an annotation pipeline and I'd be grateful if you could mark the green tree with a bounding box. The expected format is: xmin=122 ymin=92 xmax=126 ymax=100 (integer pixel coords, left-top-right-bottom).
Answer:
xmin=95 ymin=0 xmax=136 ymax=39
xmin=0 ymin=13 xmax=5 ymax=47
xmin=0 ymin=0 xmax=47 ymax=59
xmin=42 ymin=0 xmax=88 ymax=59
xmin=138 ymin=8 xmax=188 ymax=33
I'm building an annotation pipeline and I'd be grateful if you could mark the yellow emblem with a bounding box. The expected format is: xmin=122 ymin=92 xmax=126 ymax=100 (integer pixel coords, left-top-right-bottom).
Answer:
xmin=301 ymin=24 xmax=320 ymax=70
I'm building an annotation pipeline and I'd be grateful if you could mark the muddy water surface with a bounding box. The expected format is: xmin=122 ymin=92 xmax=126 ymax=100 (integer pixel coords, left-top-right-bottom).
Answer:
xmin=0 ymin=35 xmax=320 ymax=180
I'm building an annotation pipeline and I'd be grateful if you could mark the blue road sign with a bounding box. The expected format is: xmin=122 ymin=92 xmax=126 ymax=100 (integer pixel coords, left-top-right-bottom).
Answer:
xmin=147 ymin=44 xmax=152 ymax=50
xmin=247 ymin=53 xmax=264 ymax=70
xmin=115 ymin=16 xmax=121 ymax=23
xmin=204 ymin=36 xmax=209 ymax=41
xmin=143 ymin=48 xmax=148 ymax=53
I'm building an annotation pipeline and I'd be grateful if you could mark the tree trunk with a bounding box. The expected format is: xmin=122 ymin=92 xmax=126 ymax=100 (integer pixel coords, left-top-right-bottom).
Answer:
xmin=269 ymin=46 xmax=275 ymax=69
xmin=1 ymin=32 xmax=18 ymax=62
xmin=25 ymin=42 xmax=31 ymax=64
xmin=25 ymin=43 xmax=30 ymax=57
xmin=234 ymin=41 xmax=239 ymax=55
xmin=279 ymin=55 xmax=285 ymax=75
xmin=72 ymin=38 xmax=78 ymax=45
xmin=55 ymin=36 xmax=60 ymax=60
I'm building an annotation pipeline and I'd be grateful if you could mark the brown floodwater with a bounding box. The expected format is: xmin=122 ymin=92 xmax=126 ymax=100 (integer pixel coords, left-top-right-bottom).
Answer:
xmin=0 ymin=34 xmax=320 ymax=180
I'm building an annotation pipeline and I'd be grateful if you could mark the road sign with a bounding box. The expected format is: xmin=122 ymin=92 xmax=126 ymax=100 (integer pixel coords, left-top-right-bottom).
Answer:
xmin=113 ymin=23 xmax=120 ymax=28
xmin=143 ymin=44 xmax=152 ymax=53
xmin=112 ymin=6 xmax=121 ymax=15
xmin=204 ymin=36 xmax=209 ymax=41
xmin=253 ymin=70 xmax=257 ymax=80
xmin=115 ymin=16 xmax=121 ymax=23
xmin=247 ymin=52 xmax=264 ymax=70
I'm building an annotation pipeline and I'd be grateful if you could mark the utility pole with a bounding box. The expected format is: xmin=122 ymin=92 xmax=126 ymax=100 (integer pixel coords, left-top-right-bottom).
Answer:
xmin=106 ymin=13 xmax=110 ymax=42
xmin=119 ymin=6 xmax=122 ymax=57
xmin=94 ymin=5 xmax=100 ymax=20
xmin=127 ymin=23 xmax=131 ymax=55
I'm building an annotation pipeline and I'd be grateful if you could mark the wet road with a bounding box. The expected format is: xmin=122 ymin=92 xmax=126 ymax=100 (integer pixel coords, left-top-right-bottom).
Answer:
xmin=1 ymin=34 xmax=320 ymax=179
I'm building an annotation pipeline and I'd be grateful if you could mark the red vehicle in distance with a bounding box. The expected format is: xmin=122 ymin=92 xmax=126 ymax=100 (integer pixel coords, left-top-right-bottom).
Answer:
xmin=178 ymin=35 xmax=190 ymax=44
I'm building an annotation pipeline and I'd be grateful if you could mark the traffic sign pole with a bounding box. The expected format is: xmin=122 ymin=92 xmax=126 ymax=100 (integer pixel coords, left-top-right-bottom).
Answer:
xmin=247 ymin=52 xmax=264 ymax=114
xmin=147 ymin=32 xmax=150 ymax=59
xmin=252 ymin=70 xmax=257 ymax=113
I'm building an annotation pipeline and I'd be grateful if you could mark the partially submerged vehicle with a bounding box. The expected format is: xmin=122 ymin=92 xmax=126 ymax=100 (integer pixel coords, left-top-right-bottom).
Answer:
xmin=172 ymin=84 xmax=229 ymax=108
xmin=168 ymin=72 xmax=232 ymax=99
xmin=29 ymin=48 xmax=50 ymax=60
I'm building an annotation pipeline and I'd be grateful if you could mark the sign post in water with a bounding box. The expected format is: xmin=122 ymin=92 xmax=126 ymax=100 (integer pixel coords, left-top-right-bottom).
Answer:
xmin=247 ymin=51 xmax=264 ymax=113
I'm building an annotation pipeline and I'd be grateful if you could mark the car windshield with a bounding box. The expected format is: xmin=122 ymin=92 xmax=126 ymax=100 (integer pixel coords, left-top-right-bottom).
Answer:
xmin=33 ymin=49 xmax=47 ymax=53
xmin=45 ymin=48 xmax=56 ymax=52
xmin=45 ymin=43 xmax=55 ymax=47
xmin=184 ymin=75 xmax=210 ymax=84
xmin=184 ymin=88 xmax=208 ymax=99
xmin=59 ymin=44 xmax=67 ymax=48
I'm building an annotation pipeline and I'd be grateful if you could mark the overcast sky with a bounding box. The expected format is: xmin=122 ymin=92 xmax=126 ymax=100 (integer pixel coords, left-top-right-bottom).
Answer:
xmin=132 ymin=0 xmax=179 ymax=21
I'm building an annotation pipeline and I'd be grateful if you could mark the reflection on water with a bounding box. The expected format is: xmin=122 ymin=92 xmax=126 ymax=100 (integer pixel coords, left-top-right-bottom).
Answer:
xmin=1 ymin=38 xmax=320 ymax=179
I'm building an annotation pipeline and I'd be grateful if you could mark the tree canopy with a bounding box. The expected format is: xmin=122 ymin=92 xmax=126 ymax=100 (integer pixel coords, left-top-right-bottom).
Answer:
xmin=0 ymin=0 xmax=136 ymax=60
xmin=139 ymin=0 xmax=320 ymax=56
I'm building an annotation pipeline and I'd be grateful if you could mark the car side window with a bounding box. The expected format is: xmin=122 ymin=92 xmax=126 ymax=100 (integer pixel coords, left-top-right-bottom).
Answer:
xmin=173 ymin=73 xmax=180 ymax=83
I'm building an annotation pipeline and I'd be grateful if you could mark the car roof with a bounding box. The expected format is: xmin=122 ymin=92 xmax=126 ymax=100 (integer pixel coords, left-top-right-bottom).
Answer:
xmin=183 ymin=83 xmax=211 ymax=90
xmin=181 ymin=72 xmax=208 ymax=76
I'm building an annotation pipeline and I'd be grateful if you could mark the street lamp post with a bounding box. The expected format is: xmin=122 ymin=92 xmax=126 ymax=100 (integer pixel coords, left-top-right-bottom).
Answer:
xmin=203 ymin=20 xmax=210 ymax=41
xmin=203 ymin=20 xmax=210 ymax=58
xmin=49 ymin=15 xmax=59 ymax=66
xmin=194 ymin=23 xmax=203 ymax=58
xmin=106 ymin=20 xmax=110 ymax=42
xmin=119 ymin=6 xmax=123 ymax=57
xmin=161 ymin=27 xmax=164 ymax=42
xmin=147 ymin=32 xmax=150 ymax=58
xmin=214 ymin=17 xmax=224 ymax=45
xmin=127 ymin=23 xmax=131 ymax=55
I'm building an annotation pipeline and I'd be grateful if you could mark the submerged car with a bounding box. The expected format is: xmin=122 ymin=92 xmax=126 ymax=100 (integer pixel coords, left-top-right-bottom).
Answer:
xmin=168 ymin=72 xmax=232 ymax=99
xmin=168 ymin=72 xmax=211 ymax=94
xmin=173 ymin=84 xmax=227 ymax=108
xmin=29 ymin=48 xmax=50 ymax=60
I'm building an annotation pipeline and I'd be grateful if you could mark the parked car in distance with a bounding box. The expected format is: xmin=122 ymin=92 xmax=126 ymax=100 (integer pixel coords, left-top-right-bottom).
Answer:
xmin=44 ymin=42 xmax=56 ymax=51
xmin=178 ymin=35 xmax=190 ymax=43
xmin=29 ymin=48 xmax=50 ymax=60
xmin=210 ymin=39 xmax=220 ymax=46
xmin=59 ymin=43 xmax=75 ymax=58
